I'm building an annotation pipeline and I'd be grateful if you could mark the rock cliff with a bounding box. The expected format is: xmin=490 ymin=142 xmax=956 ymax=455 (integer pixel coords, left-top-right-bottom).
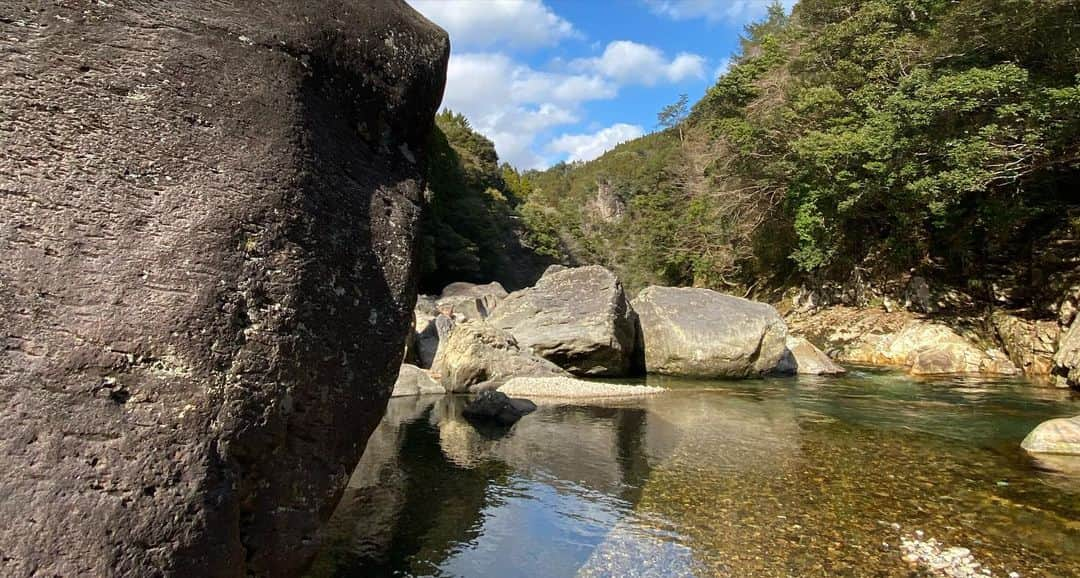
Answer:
xmin=0 ymin=1 xmax=448 ymax=575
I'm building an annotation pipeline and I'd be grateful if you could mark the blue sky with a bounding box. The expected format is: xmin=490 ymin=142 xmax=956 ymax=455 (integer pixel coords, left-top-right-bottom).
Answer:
xmin=406 ymin=0 xmax=793 ymax=169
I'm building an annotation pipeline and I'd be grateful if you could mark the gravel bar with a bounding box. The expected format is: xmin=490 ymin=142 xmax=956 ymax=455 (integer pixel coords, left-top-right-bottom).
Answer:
xmin=498 ymin=376 xmax=665 ymax=399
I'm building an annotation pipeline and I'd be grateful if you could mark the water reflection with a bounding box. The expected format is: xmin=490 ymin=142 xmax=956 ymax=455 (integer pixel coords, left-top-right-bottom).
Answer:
xmin=308 ymin=373 xmax=1080 ymax=577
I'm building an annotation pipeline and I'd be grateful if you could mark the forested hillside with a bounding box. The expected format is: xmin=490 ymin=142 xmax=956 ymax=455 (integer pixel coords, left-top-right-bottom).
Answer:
xmin=513 ymin=0 xmax=1080 ymax=310
xmin=419 ymin=111 xmax=556 ymax=292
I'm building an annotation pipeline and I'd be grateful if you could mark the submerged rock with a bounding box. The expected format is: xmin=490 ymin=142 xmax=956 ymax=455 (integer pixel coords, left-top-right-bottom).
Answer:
xmin=488 ymin=265 xmax=638 ymax=376
xmin=1021 ymin=415 xmax=1080 ymax=455
xmin=777 ymin=337 xmax=846 ymax=375
xmin=631 ymin=286 xmax=789 ymax=377
xmin=462 ymin=391 xmax=537 ymax=426
xmin=0 ymin=1 xmax=448 ymax=575
xmin=391 ymin=364 xmax=445 ymax=397
xmin=431 ymin=321 xmax=567 ymax=392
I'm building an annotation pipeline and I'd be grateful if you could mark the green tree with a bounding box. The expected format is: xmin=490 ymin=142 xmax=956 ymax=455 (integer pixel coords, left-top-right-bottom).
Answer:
xmin=657 ymin=94 xmax=690 ymax=142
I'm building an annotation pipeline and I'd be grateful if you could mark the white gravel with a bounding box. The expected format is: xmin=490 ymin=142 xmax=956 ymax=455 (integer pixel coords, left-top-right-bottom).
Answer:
xmin=498 ymin=376 xmax=665 ymax=399
xmin=899 ymin=531 xmax=1016 ymax=577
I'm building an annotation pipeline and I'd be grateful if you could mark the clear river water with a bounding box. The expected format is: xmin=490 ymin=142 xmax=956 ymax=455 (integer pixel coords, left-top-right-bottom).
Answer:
xmin=308 ymin=369 xmax=1080 ymax=577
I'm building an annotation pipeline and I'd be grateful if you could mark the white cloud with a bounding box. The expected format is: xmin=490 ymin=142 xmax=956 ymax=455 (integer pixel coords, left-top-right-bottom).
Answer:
xmin=408 ymin=2 xmax=717 ymax=167
xmin=645 ymin=0 xmax=796 ymax=23
xmin=572 ymin=41 xmax=706 ymax=86
xmin=441 ymin=53 xmax=618 ymax=168
xmin=548 ymin=123 xmax=646 ymax=162
xmin=409 ymin=0 xmax=577 ymax=50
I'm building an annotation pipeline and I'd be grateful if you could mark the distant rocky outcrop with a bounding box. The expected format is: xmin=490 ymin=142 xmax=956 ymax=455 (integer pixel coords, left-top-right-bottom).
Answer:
xmin=789 ymin=307 xmax=1019 ymax=377
xmin=585 ymin=180 xmax=627 ymax=224
xmin=631 ymin=287 xmax=789 ymax=377
xmin=777 ymin=337 xmax=846 ymax=376
xmin=488 ymin=266 xmax=638 ymax=376
xmin=991 ymin=311 xmax=1059 ymax=380
xmin=431 ymin=321 xmax=566 ymax=392
xmin=1054 ymin=318 xmax=1080 ymax=388
xmin=0 ymin=1 xmax=448 ymax=576
xmin=1022 ymin=416 xmax=1080 ymax=455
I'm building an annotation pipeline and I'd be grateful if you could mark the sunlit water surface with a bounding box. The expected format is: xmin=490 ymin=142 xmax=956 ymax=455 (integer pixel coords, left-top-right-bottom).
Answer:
xmin=308 ymin=369 xmax=1080 ymax=577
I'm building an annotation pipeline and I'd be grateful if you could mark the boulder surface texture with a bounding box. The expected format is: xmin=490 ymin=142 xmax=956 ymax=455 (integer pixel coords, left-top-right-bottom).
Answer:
xmin=488 ymin=266 xmax=638 ymax=376
xmin=0 ymin=1 xmax=448 ymax=576
xmin=631 ymin=287 xmax=789 ymax=377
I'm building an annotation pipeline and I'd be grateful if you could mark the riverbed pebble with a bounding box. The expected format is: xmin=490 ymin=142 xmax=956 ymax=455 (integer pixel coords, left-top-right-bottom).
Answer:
xmin=899 ymin=533 xmax=995 ymax=577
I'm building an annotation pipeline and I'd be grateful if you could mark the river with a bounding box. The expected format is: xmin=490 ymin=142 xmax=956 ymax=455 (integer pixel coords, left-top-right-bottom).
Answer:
xmin=308 ymin=369 xmax=1080 ymax=577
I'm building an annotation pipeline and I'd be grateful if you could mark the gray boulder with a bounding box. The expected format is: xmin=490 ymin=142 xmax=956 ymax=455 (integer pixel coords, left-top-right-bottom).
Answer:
xmin=488 ymin=266 xmax=638 ymax=376
xmin=777 ymin=337 xmax=846 ymax=375
xmin=441 ymin=281 xmax=510 ymax=300
xmin=435 ymin=281 xmax=508 ymax=321
xmin=431 ymin=321 xmax=567 ymax=392
xmin=0 ymin=1 xmax=448 ymax=576
xmin=631 ymin=287 xmax=789 ymax=377
xmin=1022 ymin=416 xmax=1080 ymax=455
xmin=391 ymin=364 xmax=445 ymax=397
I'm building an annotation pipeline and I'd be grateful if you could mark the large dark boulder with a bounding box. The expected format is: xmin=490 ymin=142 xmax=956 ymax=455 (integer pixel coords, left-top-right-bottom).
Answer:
xmin=0 ymin=1 xmax=448 ymax=576
xmin=487 ymin=265 xmax=638 ymax=376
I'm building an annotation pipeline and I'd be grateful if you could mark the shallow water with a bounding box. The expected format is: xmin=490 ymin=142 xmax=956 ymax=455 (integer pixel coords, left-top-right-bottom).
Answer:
xmin=308 ymin=369 xmax=1080 ymax=577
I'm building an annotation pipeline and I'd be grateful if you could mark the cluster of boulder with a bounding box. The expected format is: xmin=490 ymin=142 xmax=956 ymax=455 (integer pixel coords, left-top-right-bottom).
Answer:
xmin=393 ymin=265 xmax=844 ymax=397
xmin=392 ymin=266 xmax=1080 ymax=461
